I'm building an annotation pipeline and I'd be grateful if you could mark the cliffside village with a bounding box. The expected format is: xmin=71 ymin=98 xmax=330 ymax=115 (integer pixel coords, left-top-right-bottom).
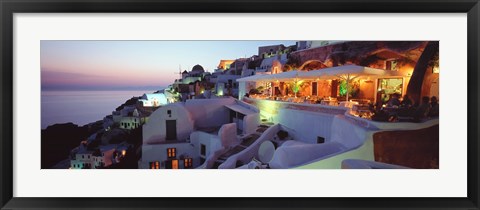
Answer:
xmin=67 ymin=41 xmax=439 ymax=170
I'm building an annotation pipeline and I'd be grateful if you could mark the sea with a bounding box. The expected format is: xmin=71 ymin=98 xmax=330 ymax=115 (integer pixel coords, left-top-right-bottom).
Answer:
xmin=41 ymin=90 xmax=160 ymax=129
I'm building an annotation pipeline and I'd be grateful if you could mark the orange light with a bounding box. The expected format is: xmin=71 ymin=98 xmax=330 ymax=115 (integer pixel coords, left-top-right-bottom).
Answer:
xmin=121 ymin=150 xmax=126 ymax=156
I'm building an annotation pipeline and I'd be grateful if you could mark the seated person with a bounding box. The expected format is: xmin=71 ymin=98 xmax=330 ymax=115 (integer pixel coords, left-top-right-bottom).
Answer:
xmin=374 ymin=100 xmax=383 ymax=112
xmin=414 ymin=96 xmax=431 ymax=121
xmin=429 ymin=96 xmax=439 ymax=117
xmin=400 ymin=94 xmax=413 ymax=108
xmin=386 ymin=93 xmax=401 ymax=107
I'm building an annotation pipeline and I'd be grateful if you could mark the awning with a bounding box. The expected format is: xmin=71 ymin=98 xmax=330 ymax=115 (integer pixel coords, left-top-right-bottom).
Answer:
xmin=236 ymin=65 xmax=405 ymax=82
xmin=236 ymin=74 xmax=270 ymax=82
xmin=225 ymin=104 xmax=257 ymax=115
xmin=302 ymin=65 xmax=404 ymax=80
xmin=237 ymin=70 xmax=302 ymax=82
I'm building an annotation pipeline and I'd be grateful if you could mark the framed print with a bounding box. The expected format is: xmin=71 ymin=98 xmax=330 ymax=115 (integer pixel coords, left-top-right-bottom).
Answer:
xmin=1 ymin=0 xmax=479 ymax=209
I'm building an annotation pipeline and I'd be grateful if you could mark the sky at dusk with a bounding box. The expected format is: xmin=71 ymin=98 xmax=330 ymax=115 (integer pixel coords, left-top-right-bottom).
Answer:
xmin=41 ymin=40 xmax=297 ymax=90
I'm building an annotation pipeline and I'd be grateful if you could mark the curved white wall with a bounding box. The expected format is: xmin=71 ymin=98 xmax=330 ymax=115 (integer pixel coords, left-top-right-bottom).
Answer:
xmin=330 ymin=115 xmax=368 ymax=149
xmin=276 ymin=109 xmax=335 ymax=144
xmin=242 ymin=113 xmax=259 ymax=135
xmin=268 ymin=115 xmax=372 ymax=169
xmin=269 ymin=141 xmax=346 ymax=169
xmin=218 ymin=123 xmax=239 ymax=147
xmin=142 ymin=103 xmax=194 ymax=144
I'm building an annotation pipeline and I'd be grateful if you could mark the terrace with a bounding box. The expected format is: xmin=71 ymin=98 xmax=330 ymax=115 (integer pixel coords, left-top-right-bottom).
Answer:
xmin=238 ymin=65 xmax=415 ymax=122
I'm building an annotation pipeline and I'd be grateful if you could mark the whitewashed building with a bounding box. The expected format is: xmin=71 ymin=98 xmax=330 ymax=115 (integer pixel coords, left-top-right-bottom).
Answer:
xmin=112 ymin=106 xmax=147 ymax=130
xmin=140 ymin=98 xmax=260 ymax=169
xmin=119 ymin=109 xmax=143 ymax=130
xmin=71 ymin=149 xmax=95 ymax=169
xmin=138 ymin=93 xmax=168 ymax=107
xmin=71 ymin=144 xmax=128 ymax=169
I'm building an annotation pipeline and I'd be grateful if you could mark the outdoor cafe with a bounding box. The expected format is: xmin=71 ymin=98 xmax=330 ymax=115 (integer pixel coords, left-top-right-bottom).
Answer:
xmin=237 ymin=65 xmax=410 ymax=120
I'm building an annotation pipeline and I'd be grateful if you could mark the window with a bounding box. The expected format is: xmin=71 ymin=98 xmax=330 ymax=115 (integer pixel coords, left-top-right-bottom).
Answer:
xmin=184 ymin=158 xmax=193 ymax=168
xmin=317 ymin=136 xmax=325 ymax=144
xmin=82 ymin=155 xmax=84 ymax=159
xmin=150 ymin=161 xmax=160 ymax=169
xmin=385 ymin=60 xmax=398 ymax=71
xmin=200 ymin=144 xmax=206 ymax=156
xmin=167 ymin=148 xmax=176 ymax=158
xmin=377 ymin=78 xmax=403 ymax=103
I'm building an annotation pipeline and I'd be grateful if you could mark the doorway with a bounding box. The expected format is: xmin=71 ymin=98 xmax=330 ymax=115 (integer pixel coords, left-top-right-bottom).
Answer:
xmin=171 ymin=160 xmax=179 ymax=169
xmin=312 ymin=82 xmax=318 ymax=96
xmin=377 ymin=78 xmax=403 ymax=103
xmin=165 ymin=159 xmax=179 ymax=169
xmin=166 ymin=120 xmax=177 ymax=141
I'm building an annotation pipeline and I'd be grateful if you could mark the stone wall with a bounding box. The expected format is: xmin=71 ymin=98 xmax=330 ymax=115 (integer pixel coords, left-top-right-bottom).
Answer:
xmin=291 ymin=41 xmax=427 ymax=67
xmin=373 ymin=124 xmax=439 ymax=168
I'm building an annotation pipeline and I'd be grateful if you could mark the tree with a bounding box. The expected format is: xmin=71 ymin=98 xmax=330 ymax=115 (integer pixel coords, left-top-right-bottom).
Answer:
xmin=290 ymin=79 xmax=305 ymax=98
xmin=406 ymin=41 xmax=439 ymax=104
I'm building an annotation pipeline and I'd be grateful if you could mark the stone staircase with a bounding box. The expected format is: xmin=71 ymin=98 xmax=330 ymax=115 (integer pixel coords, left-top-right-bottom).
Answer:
xmin=212 ymin=125 xmax=270 ymax=168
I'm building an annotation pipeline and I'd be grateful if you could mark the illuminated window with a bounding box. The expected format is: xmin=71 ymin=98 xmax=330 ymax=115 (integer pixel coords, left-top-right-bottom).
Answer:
xmin=184 ymin=158 xmax=193 ymax=168
xmin=377 ymin=78 xmax=403 ymax=102
xmin=385 ymin=60 xmax=398 ymax=71
xmin=167 ymin=148 xmax=176 ymax=158
xmin=150 ymin=161 xmax=160 ymax=169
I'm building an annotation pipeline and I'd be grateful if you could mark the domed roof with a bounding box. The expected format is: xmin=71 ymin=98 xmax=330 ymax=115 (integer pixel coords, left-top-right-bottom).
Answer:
xmin=191 ymin=64 xmax=204 ymax=73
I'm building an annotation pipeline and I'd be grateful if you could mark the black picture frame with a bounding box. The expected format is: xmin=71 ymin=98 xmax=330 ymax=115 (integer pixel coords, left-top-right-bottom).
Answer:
xmin=1 ymin=0 xmax=479 ymax=209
